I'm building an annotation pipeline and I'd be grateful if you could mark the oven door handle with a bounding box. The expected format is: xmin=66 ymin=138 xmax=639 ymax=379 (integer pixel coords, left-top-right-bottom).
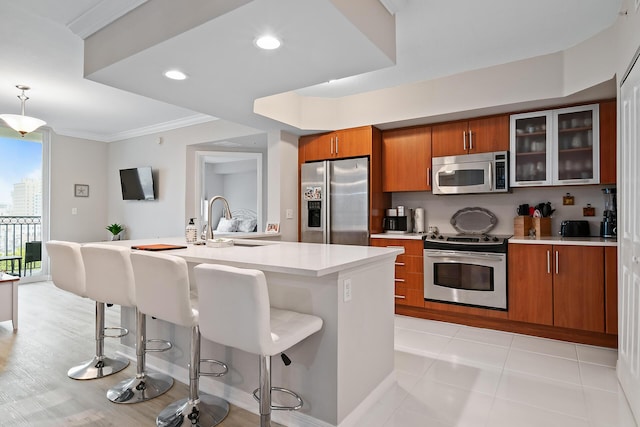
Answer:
xmin=425 ymin=251 xmax=504 ymax=262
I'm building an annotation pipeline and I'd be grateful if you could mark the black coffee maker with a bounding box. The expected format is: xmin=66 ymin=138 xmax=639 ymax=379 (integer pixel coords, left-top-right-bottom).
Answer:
xmin=600 ymin=188 xmax=616 ymax=238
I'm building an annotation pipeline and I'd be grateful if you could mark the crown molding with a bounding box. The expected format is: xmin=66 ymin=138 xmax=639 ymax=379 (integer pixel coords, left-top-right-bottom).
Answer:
xmin=67 ymin=0 xmax=148 ymax=39
xmin=54 ymin=114 xmax=218 ymax=143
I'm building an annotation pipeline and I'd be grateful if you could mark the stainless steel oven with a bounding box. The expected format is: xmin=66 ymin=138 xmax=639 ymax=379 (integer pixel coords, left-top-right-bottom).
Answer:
xmin=423 ymin=207 xmax=509 ymax=310
xmin=424 ymin=242 xmax=507 ymax=310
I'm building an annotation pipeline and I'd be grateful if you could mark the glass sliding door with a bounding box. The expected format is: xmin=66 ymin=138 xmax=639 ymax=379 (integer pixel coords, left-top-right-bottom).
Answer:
xmin=0 ymin=127 xmax=49 ymax=282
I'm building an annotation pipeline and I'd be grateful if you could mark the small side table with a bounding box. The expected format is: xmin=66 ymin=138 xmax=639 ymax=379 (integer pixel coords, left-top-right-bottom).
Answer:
xmin=0 ymin=273 xmax=19 ymax=331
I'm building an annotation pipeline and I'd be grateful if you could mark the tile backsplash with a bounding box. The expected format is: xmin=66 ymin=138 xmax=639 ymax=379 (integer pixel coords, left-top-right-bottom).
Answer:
xmin=391 ymin=185 xmax=615 ymax=237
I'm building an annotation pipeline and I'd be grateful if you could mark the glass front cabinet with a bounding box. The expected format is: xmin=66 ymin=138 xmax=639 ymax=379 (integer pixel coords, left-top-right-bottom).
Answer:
xmin=510 ymin=104 xmax=600 ymax=187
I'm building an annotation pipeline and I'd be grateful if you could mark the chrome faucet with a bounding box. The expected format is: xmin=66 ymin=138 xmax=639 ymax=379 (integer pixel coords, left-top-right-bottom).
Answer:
xmin=206 ymin=196 xmax=232 ymax=240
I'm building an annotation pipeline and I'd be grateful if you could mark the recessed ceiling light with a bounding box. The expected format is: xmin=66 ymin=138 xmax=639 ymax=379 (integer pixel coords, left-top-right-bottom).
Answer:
xmin=255 ymin=35 xmax=281 ymax=50
xmin=164 ymin=70 xmax=188 ymax=80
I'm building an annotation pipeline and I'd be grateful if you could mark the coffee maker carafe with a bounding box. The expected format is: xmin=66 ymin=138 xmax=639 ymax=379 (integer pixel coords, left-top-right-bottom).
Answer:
xmin=600 ymin=187 xmax=616 ymax=238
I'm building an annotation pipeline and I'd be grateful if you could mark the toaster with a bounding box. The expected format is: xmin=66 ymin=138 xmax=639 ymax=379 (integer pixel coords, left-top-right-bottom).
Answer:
xmin=560 ymin=220 xmax=590 ymax=237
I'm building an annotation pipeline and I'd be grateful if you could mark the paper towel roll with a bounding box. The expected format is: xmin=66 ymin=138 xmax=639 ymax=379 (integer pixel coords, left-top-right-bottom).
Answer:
xmin=414 ymin=208 xmax=425 ymax=233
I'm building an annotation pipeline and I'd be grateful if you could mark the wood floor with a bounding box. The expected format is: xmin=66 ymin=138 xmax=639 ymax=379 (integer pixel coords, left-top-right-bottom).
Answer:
xmin=0 ymin=281 xmax=275 ymax=427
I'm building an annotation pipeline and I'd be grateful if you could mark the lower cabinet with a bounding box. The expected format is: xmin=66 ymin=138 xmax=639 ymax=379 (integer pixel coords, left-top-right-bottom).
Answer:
xmin=371 ymin=238 xmax=424 ymax=307
xmin=508 ymin=243 xmax=607 ymax=333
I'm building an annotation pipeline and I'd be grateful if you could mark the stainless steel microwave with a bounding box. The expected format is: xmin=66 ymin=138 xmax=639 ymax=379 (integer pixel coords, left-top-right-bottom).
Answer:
xmin=432 ymin=151 xmax=509 ymax=195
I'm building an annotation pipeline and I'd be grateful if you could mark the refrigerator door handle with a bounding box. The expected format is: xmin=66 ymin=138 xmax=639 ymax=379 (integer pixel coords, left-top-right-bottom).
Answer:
xmin=324 ymin=160 xmax=330 ymax=244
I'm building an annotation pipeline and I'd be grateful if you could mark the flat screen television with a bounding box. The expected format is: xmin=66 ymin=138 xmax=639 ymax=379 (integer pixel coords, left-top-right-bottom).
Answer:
xmin=119 ymin=167 xmax=156 ymax=200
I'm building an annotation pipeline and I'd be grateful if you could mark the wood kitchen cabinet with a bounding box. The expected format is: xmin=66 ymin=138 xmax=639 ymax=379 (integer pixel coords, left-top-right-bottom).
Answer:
xmin=432 ymin=115 xmax=509 ymax=157
xmin=508 ymin=243 xmax=605 ymax=333
xmin=382 ymin=126 xmax=432 ymax=192
xmin=510 ymin=103 xmax=606 ymax=187
xmin=299 ymin=126 xmax=373 ymax=162
xmin=604 ymin=246 xmax=618 ymax=334
xmin=599 ymin=100 xmax=617 ymax=185
xmin=508 ymin=243 xmax=554 ymax=325
xmin=370 ymin=238 xmax=424 ymax=308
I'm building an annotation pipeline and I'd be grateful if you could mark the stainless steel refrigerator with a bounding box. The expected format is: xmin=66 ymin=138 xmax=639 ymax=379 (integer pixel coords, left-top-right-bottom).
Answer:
xmin=301 ymin=157 xmax=369 ymax=245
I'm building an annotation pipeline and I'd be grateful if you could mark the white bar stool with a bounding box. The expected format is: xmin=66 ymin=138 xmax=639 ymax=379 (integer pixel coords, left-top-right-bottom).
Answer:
xmin=194 ymin=264 xmax=323 ymax=427
xmin=131 ymin=251 xmax=230 ymax=427
xmin=46 ymin=240 xmax=129 ymax=380
xmin=81 ymin=244 xmax=174 ymax=403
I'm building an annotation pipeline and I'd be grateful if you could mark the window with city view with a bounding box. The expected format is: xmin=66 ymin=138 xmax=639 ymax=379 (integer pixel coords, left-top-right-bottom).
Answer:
xmin=0 ymin=130 xmax=43 ymax=277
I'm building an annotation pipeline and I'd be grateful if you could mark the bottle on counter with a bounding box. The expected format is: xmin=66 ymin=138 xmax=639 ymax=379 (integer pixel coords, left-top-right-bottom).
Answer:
xmin=186 ymin=218 xmax=197 ymax=243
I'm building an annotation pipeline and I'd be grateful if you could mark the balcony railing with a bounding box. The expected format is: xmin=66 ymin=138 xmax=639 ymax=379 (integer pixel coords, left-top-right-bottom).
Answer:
xmin=0 ymin=216 xmax=42 ymax=276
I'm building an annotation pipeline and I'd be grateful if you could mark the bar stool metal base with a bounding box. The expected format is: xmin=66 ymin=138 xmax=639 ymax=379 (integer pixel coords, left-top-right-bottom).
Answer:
xmin=67 ymin=355 xmax=129 ymax=380
xmin=156 ymin=393 xmax=230 ymax=427
xmin=107 ymin=372 xmax=174 ymax=404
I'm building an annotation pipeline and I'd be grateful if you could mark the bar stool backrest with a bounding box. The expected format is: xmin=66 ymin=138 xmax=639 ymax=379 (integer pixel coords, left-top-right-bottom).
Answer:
xmin=194 ymin=264 xmax=273 ymax=356
xmin=46 ymin=240 xmax=86 ymax=297
xmin=81 ymin=244 xmax=136 ymax=308
xmin=131 ymin=251 xmax=196 ymax=328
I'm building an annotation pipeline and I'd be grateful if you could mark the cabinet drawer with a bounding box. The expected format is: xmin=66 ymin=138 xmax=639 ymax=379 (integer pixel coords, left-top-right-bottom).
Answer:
xmin=394 ymin=258 xmax=422 ymax=276
xmin=371 ymin=239 xmax=423 ymax=256
xmin=394 ymin=272 xmax=423 ymax=290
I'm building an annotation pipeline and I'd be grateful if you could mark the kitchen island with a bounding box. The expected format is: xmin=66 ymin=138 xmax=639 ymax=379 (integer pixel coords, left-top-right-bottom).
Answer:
xmin=106 ymin=238 xmax=402 ymax=427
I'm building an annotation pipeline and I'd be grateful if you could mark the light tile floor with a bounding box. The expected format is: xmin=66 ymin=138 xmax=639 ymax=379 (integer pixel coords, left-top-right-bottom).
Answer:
xmin=355 ymin=315 xmax=637 ymax=427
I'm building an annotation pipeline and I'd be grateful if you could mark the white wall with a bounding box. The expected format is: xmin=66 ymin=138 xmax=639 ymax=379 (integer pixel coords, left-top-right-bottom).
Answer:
xmin=267 ymin=130 xmax=299 ymax=241
xmin=109 ymin=120 xmax=264 ymax=240
xmin=392 ymin=185 xmax=613 ymax=238
xmin=49 ymin=132 xmax=108 ymax=242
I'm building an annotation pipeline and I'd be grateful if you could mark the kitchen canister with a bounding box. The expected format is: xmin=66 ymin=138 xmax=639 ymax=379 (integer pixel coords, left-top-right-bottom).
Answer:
xmin=414 ymin=208 xmax=425 ymax=233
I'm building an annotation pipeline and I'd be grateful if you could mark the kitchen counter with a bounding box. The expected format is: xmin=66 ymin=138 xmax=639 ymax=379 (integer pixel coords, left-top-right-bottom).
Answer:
xmin=104 ymin=237 xmax=402 ymax=426
xmin=371 ymin=232 xmax=427 ymax=240
xmin=509 ymin=236 xmax=617 ymax=247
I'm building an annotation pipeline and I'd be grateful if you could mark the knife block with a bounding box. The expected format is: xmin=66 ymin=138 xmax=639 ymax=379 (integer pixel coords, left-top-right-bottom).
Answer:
xmin=513 ymin=216 xmax=532 ymax=236
xmin=533 ymin=217 xmax=551 ymax=237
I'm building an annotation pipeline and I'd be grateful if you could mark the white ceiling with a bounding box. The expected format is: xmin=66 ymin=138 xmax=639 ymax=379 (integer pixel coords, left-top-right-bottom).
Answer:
xmin=0 ymin=0 xmax=623 ymax=142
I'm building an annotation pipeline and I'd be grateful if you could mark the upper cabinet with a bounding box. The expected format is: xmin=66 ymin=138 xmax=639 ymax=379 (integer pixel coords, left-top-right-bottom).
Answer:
xmin=382 ymin=126 xmax=432 ymax=192
xmin=510 ymin=104 xmax=600 ymax=187
xmin=432 ymin=115 xmax=509 ymax=157
xmin=299 ymin=126 xmax=373 ymax=162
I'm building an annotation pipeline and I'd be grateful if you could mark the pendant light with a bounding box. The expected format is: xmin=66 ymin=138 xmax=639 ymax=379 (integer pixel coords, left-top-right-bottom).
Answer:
xmin=0 ymin=85 xmax=46 ymax=136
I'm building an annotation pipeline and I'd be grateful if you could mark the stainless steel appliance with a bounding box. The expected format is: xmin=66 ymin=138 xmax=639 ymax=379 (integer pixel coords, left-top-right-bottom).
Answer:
xmin=600 ymin=187 xmax=616 ymax=238
xmin=423 ymin=207 xmax=509 ymax=310
xmin=301 ymin=157 xmax=369 ymax=245
xmin=383 ymin=215 xmax=412 ymax=233
xmin=383 ymin=206 xmax=413 ymax=234
xmin=432 ymin=151 xmax=509 ymax=195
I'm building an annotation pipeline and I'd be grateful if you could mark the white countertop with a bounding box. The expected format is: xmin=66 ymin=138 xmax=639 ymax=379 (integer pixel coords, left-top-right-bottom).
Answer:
xmin=371 ymin=233 xmax=426 ymax=240
xmin=509 ymin=236 xmax=617 ymax=247
xmin=108 ymin=237 xmax=403 ymax=277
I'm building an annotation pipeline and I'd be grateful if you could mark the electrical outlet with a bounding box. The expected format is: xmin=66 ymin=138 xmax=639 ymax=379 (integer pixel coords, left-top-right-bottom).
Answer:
xmin=343 ymin=279 xmax=352 ymax=302
xmin=71 ymin=208 xmax=77 ymax=215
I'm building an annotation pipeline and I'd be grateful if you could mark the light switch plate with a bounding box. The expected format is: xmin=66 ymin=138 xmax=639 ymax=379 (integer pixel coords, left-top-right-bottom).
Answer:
xmin=286 ymin=209 xmax=293 ymax=219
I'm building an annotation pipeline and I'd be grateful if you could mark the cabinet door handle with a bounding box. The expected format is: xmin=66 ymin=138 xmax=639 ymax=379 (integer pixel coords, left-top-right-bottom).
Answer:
xmin=427 ymin=167 xmax=431 ymax=186
xmin=335 ymin=136 xmax=339 ymax=154
xmin=547 ymin=250 xmax=550 ymax=274
xmin=469 ymin=129 xmax=473 ymax=150
xmin=330 ymin=137 xmax=334 ymax=155
xmin=555 ymin=250 xmax=559 ymax=275
xmin=394 ymin=278 xmax=405 ymax=283
xmin=395 ymin=262 xmax=405 ymax=266
xmin=463 ymin=131 xmax=467 ymax=150
xmin=394 ymin=295 xmax=406 ymax=300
